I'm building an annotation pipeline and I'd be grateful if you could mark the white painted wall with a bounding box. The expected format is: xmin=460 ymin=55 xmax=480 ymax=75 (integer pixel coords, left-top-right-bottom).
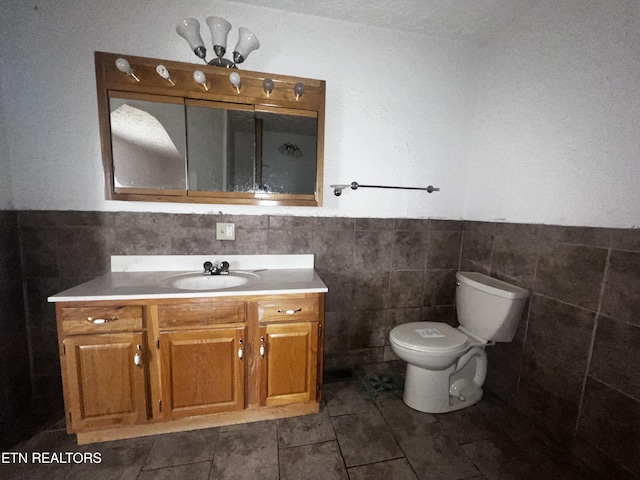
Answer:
xmin=0 ymin=0 xmax=475 ymax=219
xmin=2 ymin=1 xmax=639 ymax=227
xmin=465 ymin=0 xmax=640 ymax=228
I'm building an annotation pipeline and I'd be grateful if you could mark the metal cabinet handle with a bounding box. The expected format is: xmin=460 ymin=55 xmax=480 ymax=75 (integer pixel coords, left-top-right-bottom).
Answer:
xmin=87 ymin=316 xmax=118 ymax=324
xmin=277 ymin=308 xmax=302 ymax=315
xmin=133 ymin=345 xmax=143 ymax=367
xmin=238 ymin=339 xmax=243 ymax=359
xmin=259 ymin=336 xmax=265 ymax=357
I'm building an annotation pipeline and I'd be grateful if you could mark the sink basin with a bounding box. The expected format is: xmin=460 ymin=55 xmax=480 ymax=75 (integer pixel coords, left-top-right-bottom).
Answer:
xmin=164 ymin=272 xmax=258 ymax=291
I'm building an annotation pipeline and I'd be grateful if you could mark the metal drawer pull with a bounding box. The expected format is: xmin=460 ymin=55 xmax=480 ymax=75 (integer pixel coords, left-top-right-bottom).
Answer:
xmin=260 ymin=336 xmax=265 ymax=357
xmin=277 ymin=308 xmax=302 ymax=315
xmin=134 ymin=345 xmax=143 ymax=366
xmin=87 ymin=316 xmax=118 ymax=324
xmin=238 ymin=339 xmax=243 ymax=359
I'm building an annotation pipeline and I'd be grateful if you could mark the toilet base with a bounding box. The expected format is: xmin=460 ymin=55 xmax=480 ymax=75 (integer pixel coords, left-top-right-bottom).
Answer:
xmin=402 ymin=363 xmax=484 ymax=414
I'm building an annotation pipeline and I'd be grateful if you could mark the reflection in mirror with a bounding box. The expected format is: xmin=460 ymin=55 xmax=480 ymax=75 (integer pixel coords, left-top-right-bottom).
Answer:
xmin=256 ymin=111 xmax=317 ymax=194
xmin=186 ymin=104 xmax=256 ymax=192
xmin=109 ymin=98 xmax=187 ymax=190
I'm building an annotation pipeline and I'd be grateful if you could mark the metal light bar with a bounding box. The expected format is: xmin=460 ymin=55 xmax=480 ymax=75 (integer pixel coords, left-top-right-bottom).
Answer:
xmin=329 ymin=181 xmax=440 ymax=196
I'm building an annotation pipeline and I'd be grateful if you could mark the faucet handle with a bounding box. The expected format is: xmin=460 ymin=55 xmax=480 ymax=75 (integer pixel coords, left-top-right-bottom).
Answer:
xmin=220 ymin=261 xmax=230 ymax=273
xmin=203 ymin=261 xmax=213 ymax=273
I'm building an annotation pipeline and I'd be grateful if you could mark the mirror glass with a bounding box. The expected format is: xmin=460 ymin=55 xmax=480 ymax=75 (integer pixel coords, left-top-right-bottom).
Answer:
xmin=186 ymin=103 xmax=256 ymax=192
xmin=256 ymin=111 xmax=318 ymax=195
xmin=109 ymin=97 xmax=187 ymax=190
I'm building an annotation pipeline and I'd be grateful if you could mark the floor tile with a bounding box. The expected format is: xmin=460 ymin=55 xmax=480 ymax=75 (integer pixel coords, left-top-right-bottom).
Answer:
xmin=375 ymin=390 xmax=437 ymax=428
xmin=277 ymin=402 xmax=336 ymax=448
xmin=210 ymin=420 xmax=278 ymax=480
xmin=461 ymin=436 xmax=540 ymax=480
xmin=331 ymin=410 xmax=403 ymax=467
xmin=393 ymin=422 xmax=480 ymax=480
xmin=279 ymin=440 xmax=348 ymax=480
xmin=137 ymin=461 xmax=211 ymax=480
xmin=323 ymin=380 xmax=376 ymax=417
xmin=143 ymin=428 xmax=219 ymax=469
xmin=347 ymin=458 xmax=418 ymax=480
xmin=434 ymin=404 xmax=501 ymax=444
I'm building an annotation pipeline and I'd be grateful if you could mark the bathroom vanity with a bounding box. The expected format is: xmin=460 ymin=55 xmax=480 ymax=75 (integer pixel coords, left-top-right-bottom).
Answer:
xmin=48 ymin=255 xmax=327 ymax=444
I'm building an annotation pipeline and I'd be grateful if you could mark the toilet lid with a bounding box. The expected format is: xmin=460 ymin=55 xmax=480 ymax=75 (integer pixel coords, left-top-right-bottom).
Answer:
xmin=390 ymin=322 xmax=469 ymax=353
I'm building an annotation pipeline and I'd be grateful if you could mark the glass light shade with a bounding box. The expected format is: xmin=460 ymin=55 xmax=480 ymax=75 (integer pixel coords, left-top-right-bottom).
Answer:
xmin=176 ymin=18 xmax=206 ymax=59
xmin=233 ymin=27 xmax=260 ymax=64
xmin=206 ymin=16 xmax=232 ymax=56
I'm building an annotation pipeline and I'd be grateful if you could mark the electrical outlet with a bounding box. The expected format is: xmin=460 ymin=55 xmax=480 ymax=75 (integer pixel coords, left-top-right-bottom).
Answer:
xmin=216 ymin=222 xmax=235 ymax=241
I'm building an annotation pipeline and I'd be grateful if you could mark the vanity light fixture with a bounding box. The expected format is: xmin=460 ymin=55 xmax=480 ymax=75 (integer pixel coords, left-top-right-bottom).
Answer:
xmin=330 ymin=182 xmax=441 ymax=196
xmin=263 ymin=78 xmax=274 ymax=97
xmin=193 ymin=70 xmax=209 ymax=91
xmin=294 ymin=82 xmax=305 ymax=100
xmin=177 ymin=16 xmax=260 ymax=69
xmin=229 ymin=72 xmax=241 ymax=93
xmin=155 ymin=65 xmax=175 ymax=86
xmin=115 ymin=58 xmax=140 ymax=82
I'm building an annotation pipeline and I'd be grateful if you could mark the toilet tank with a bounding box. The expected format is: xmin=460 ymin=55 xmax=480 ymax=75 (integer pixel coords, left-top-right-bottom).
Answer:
xmin=455 ymin=272 xmax=529 ymax=342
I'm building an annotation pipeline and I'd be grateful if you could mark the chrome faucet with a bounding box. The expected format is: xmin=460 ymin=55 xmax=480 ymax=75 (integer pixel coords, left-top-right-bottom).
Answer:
xmin=203 ymin=260 xmax=230 ymax=275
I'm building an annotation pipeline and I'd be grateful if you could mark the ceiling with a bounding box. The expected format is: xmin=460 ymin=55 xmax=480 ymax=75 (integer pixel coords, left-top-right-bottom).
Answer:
xmin=227 ymin=0 xmax=529 ymax=43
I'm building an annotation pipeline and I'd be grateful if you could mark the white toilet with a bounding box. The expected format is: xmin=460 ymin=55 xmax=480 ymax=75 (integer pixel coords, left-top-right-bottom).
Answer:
xmin=389 ymin=271 xmax=529 ymax=413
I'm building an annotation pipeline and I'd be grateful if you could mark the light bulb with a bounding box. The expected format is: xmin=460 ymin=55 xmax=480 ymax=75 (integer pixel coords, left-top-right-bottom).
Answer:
xmin=294 ymin=82 xmax=305 ymax=100
xmin=156 ymin=65 xmax=175 ymax=86
xmin=229 ymin=72 xmax=241 ymax=93
xmin=115 ymin=58 xmax=140 ymax=82
xmin=263 ymin=78 xmax=274 ymax=96
xmin=176 ymin=18 xmax=206 ymax=60
xmin=193 ymin=70 xmax=209 ymax=90
xmin=233 ymin=27 xmax=260 ymax=64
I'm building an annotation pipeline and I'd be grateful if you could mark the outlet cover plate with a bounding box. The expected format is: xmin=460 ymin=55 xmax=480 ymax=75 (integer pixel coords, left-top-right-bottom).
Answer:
xmin=216 ymin=222 xmax=235 ymax=241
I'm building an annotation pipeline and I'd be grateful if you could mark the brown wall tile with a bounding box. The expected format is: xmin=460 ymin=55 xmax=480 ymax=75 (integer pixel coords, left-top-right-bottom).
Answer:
xmin=578 ymin=377 xmax=640 ymax=477
xmin=427 ymin=231 xmax=462 ymax=269
xmin=589 ymin=316 xmax=640 ymax=401
xmin=534 ymin=244 xmax=607 ymax=311
xmin=517 ymin=348 xmax=584 ymax=441
xmin=600 ymin=250 xmax=640 ymax=326
xmin=527 ymin=295 xmax=595 ymax=372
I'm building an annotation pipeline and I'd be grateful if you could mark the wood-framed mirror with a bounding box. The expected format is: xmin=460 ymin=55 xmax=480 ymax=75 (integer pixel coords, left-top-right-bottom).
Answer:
xmin=95 ymin=51 xmax=325 ymax=206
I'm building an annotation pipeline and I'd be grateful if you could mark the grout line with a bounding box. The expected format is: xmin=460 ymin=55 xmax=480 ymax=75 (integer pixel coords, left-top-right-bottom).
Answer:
xmin=574 ymin=247 xmax=611 ymax=437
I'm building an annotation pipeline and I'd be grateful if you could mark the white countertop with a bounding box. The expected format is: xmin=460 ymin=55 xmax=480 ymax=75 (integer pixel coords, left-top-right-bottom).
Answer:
xmin=48 ymin=255 xmax=328 ymax=302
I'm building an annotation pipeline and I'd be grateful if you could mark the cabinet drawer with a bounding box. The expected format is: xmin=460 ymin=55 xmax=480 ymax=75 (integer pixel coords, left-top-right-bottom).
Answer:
xmin=158 ymin=301 xmax=245 ymax=329
xmin=60 ymin=306 xmax=143 ymax=335
xmin=256 ymin=296 xmax=320 ymax=323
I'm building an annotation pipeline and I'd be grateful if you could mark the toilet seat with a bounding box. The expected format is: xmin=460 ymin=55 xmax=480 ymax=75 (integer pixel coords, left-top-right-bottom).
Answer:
xmin=390 ymin=322 xmax=469 ymax=354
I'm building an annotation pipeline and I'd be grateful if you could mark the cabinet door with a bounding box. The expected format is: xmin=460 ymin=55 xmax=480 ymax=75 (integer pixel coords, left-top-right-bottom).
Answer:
xmin=64 ymin=332 xmax=147 ymax=432
xmin=259 ymin=322 xmax=318 ymax=406
xmin=159 ymin=327 xmax=245 ymax=419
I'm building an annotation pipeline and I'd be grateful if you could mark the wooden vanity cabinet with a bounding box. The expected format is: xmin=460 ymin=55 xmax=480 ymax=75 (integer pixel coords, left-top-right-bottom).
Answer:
xmin=57 ymin=305 xmax=148 ymax=432
xmin=250 ymin=295 xmax=322 ymax=407
xmin=156 ymin=300 xmax=246 ymax=419
xmin=55 ymin=293 xmax=324 ymax=443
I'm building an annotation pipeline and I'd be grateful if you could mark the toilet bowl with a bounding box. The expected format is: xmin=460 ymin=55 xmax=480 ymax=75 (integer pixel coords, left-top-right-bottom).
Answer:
xmin=389 ymin=272 xmax=528 ymax=414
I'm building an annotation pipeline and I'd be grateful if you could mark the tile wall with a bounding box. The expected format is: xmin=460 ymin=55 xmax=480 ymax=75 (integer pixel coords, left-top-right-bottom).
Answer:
xmin=0 ymin=211 xmax=30 ymax=449
xmin=6 ymin=210 xmax=640 ymax=476
xmin=460 ymin=221 xmax=640 ymax=477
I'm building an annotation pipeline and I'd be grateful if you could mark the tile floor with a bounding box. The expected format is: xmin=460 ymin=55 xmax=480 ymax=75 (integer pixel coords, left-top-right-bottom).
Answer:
xmin=2 ymin=361 xmax=602 ymax=480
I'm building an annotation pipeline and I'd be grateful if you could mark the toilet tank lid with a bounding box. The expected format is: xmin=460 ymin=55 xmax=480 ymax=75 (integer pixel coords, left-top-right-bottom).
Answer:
xmin=456 ymin=272 xmax=529 ymax=299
